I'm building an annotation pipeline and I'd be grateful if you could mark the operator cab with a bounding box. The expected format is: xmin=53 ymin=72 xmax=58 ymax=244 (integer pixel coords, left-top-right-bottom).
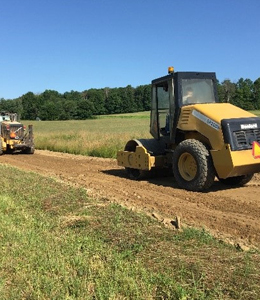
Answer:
xmin=150 ymin=68 xmax=219 ymax=141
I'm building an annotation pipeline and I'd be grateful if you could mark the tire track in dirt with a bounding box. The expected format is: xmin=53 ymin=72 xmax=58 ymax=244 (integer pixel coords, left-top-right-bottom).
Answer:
xmin=1 ymin=150 xmax=260 ymax=249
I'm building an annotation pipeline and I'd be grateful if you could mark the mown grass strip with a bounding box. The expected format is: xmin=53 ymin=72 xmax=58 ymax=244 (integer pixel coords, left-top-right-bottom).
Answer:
xmin=0 ymin=165 xmax=259 ymax=299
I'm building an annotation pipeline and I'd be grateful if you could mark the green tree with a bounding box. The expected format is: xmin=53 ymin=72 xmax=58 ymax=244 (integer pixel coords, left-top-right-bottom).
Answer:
xmin=105 ymin=89 xmax=122 ymax=114
xmin=134 ymin=84 xmax=151 ymax=111
xmin=253 ymin=78 xmax=260 ymax=109
xmin=218 ymin=79 xmax=236 ymax=103
xmin=76 ymin=99 xmax=95 ymax=119
xmin=0 ymin=98 xmax=23 ymax=115
xmin=232 ymin=78 xmax=254 ymax=110
xmin=21 ymin=92 xmax=40 ymax=120
xmin=60 ymin=99 xmax=78 ymax=120
xmin=39 ymin=100 xmax=63 ymax=120
xmin=38 ymin=90 xmax=66 ymax=120
xmin=85 ymin=89 xmax=106 ymax=115
xmin=63 ymin=90 xmax=83 ymax=102
xmin=40 ymin=90 xmax=62 ymax=103
xmin=120 ymin=85 xmax=136 ymax=113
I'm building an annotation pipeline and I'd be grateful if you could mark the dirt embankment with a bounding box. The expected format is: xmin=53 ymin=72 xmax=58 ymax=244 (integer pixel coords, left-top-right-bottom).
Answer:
xmin=1 ymin=150 xmax=260 ymax=249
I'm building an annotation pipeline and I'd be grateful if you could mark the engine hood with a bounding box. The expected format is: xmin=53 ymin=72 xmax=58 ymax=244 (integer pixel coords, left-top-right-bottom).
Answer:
xmin=192 ymin=103 xmax=257 ymax=124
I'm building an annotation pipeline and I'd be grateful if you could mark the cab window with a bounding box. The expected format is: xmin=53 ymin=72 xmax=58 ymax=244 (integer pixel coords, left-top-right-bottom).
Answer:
xmin=157 ymin=84 xmax=170 ymax=136
xmin=182 ymin=79 xmax=216 ymax=105
xmin=150 ymin=80 xmax=174 ymax=139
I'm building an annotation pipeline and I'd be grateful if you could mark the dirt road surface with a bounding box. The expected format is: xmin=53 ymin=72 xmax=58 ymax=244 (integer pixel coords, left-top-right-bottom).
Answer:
xmin=1 ymin=150 xmax=260 ymax=249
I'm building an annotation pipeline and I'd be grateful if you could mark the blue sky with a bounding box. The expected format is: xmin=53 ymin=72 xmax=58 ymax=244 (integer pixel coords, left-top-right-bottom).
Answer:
xmin=1 ymin=0 xmax=260 ymax=99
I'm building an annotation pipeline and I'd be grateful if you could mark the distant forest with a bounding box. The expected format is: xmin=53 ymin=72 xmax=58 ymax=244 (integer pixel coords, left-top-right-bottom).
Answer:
xmin=0 ymin=77 xmax=260 ymax=120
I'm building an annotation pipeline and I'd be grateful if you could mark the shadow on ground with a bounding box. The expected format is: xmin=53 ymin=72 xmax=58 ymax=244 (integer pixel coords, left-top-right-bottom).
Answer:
xmin=101 ymin=169 xmax=238 ymax=193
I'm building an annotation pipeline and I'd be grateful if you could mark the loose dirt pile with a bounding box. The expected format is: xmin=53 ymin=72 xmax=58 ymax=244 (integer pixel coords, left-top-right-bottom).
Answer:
xmin=1 ymin=150 xmax=260 ymax=249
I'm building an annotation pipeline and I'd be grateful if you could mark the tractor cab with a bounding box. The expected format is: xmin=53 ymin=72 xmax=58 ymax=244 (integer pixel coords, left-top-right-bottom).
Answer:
xmin=150 ymin=67 xmax=219 ymax=141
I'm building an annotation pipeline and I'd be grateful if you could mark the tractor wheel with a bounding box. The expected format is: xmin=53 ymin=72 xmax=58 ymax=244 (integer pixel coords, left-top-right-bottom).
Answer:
xmin=173 ymin=139 xmax=215 ymax=191
xmin=218 ymin=174 xmax=254 ymax=186
xmin=24 ymin=146 xmax=35 ymax=154
xmin=125 ymin=168 xmax=147 ymax=180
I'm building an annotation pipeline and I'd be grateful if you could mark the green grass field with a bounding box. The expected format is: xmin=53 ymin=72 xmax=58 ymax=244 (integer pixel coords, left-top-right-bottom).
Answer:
xmin=29 ymin=112 xmax=151 ymax=158
xmin=249 ymin=110 xmax=260 ymax=117
xmin=1 ymin=111 xmax=259 ymax=299
xmin=0 ymin=165 xmax=259 ymax=299
xmin=29 ymin=110 xmax=260 ymax=159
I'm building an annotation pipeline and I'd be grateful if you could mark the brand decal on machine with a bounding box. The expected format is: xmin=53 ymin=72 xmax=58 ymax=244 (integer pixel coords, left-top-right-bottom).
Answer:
xmin=241 ymin=123 xmax=257 ymax=130
xmin=192 ymin=110 xmax=220 ymax=130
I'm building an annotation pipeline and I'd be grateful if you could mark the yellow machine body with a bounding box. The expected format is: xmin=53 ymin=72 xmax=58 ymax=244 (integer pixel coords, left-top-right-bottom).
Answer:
xmin=0 ymin=113 xmax=34 ymax=154
xmin=177 ymin=103 xmax=260 ymax=178
xmin=117 ymin=146 xmax=165 ymax=170
xmin=117 ymin=102 xmax=260 ymax=178
xmin=117 ymin=69 xmax=260 ymax=190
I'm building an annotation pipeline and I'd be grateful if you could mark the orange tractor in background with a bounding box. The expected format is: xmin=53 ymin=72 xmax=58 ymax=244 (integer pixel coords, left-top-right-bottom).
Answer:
xmin=0 ymin=112 xmax=34 ymax=154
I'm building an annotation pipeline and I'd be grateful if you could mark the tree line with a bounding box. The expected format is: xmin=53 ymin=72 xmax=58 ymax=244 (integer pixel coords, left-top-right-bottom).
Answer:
xmin=0 ymin=77 xmax=260 ymax=120
xmin=218 ymin=78 xmax=260 ymax=110
xmin=0 ymin=85 xmax=151 ymax=120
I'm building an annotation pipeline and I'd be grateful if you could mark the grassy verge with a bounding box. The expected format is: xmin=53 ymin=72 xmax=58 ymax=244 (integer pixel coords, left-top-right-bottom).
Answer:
xmin=0 ymin=165 xmax=259 ymax=299
xmin=26 ymin=112 xmax=151 ymax=158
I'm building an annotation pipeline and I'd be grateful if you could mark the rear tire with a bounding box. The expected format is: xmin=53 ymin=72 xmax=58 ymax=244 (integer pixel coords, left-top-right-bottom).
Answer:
xmin=24 ymin=146 xmax=35 ymax=154
xmin=218 ymin=174 xmax=253 ymax=186
xmin=173 ymin=139 xmax=215 ymax=191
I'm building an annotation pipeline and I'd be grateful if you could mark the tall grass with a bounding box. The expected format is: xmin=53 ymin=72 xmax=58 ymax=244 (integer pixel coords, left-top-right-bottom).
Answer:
xmin=249 ymin=110 xmax=260 ymax=117
xmin=29 ymin=112 xmax=151 ymax=158
xmin=27 ymin=110 xmax=260 ymax=158
xmin=0 ymin=165 xmax=259 ymax=299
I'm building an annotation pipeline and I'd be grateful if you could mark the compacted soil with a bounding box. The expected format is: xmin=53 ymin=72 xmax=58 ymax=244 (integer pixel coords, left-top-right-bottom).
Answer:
xmin=1 ymin=150 xmax=260 ymax=249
